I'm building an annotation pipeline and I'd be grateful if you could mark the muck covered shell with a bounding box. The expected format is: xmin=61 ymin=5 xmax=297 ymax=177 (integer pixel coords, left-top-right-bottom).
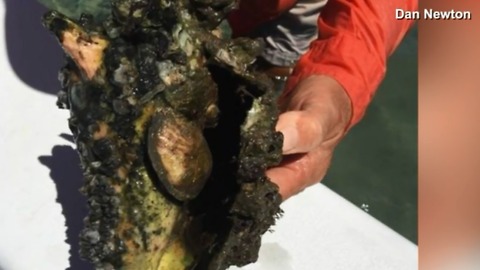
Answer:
xmin=41 ymin=0 xmax=284 ymax=269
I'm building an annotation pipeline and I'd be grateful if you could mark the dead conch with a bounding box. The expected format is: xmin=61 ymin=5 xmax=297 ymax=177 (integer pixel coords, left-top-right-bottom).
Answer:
xmin=42 ymin=0 xmax=284 ymax=269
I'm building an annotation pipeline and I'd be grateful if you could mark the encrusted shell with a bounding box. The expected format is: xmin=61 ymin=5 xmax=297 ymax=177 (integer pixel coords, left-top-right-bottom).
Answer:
xmin=148 ymin=108 xmax=212 ymax=201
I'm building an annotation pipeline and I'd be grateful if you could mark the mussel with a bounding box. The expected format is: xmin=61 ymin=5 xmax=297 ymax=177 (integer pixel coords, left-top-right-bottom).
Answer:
xmin=148 ymin=108 xmax=213 ymax=201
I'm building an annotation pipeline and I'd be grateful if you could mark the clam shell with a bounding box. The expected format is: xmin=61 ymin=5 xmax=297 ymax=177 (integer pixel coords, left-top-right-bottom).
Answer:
xmin=148 ymin=108 xmax=212 ymax=201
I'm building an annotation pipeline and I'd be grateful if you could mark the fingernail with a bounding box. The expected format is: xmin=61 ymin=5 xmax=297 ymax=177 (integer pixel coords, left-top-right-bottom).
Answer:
xmin=280 ymin=126 xmax=298 ymax=153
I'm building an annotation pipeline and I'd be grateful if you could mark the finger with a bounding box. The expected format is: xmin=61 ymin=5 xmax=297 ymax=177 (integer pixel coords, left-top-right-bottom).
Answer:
xmin=266 ymin=148 xmax=332 ymax=200
xmin=276 ymin=111 xmax=325 ymax=155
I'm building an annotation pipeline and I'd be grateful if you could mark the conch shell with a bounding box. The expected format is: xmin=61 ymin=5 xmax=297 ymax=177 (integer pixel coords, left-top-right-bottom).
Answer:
xmin=43 ymin=0 xmax=283 ymax=269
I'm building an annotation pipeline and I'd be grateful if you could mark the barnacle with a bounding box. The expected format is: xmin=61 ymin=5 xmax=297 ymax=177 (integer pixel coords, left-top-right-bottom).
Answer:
xmin=43 ymin=0 xmax=283 ymax=269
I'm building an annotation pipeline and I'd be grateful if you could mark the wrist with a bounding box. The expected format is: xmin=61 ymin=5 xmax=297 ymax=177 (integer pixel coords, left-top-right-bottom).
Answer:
xmin=319 ymin=75 xmax=352 ymax=141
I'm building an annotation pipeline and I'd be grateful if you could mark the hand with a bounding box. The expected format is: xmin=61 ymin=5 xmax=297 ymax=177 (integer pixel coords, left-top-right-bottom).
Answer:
xmin=266 ymin=75 xmax=352 ymax=200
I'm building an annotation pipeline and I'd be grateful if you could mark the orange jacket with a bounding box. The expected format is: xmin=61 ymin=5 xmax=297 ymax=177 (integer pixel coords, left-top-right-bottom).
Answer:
xmin=228 ymin=0 xmax=418 ymax=128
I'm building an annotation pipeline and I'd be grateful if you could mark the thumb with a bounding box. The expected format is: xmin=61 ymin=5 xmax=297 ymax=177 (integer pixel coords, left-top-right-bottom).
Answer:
xmin=277 ymin=111 xmax=325 ymax=155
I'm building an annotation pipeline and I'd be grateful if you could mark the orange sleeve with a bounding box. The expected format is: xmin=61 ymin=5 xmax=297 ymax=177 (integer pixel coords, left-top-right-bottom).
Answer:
xmin=284 ymin=0 xmax=418 ymax=128
xmin=227 ymin=0 xmax=297 ymax=37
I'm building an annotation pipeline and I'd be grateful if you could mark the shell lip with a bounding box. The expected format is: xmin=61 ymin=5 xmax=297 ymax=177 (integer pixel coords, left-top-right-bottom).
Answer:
xmin=42 ymin=10 xmax=72 ymax=40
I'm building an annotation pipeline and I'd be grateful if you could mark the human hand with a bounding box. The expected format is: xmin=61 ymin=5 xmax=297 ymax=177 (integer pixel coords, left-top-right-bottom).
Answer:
xmin=266 ymin=75 xmax=352 ymax=200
